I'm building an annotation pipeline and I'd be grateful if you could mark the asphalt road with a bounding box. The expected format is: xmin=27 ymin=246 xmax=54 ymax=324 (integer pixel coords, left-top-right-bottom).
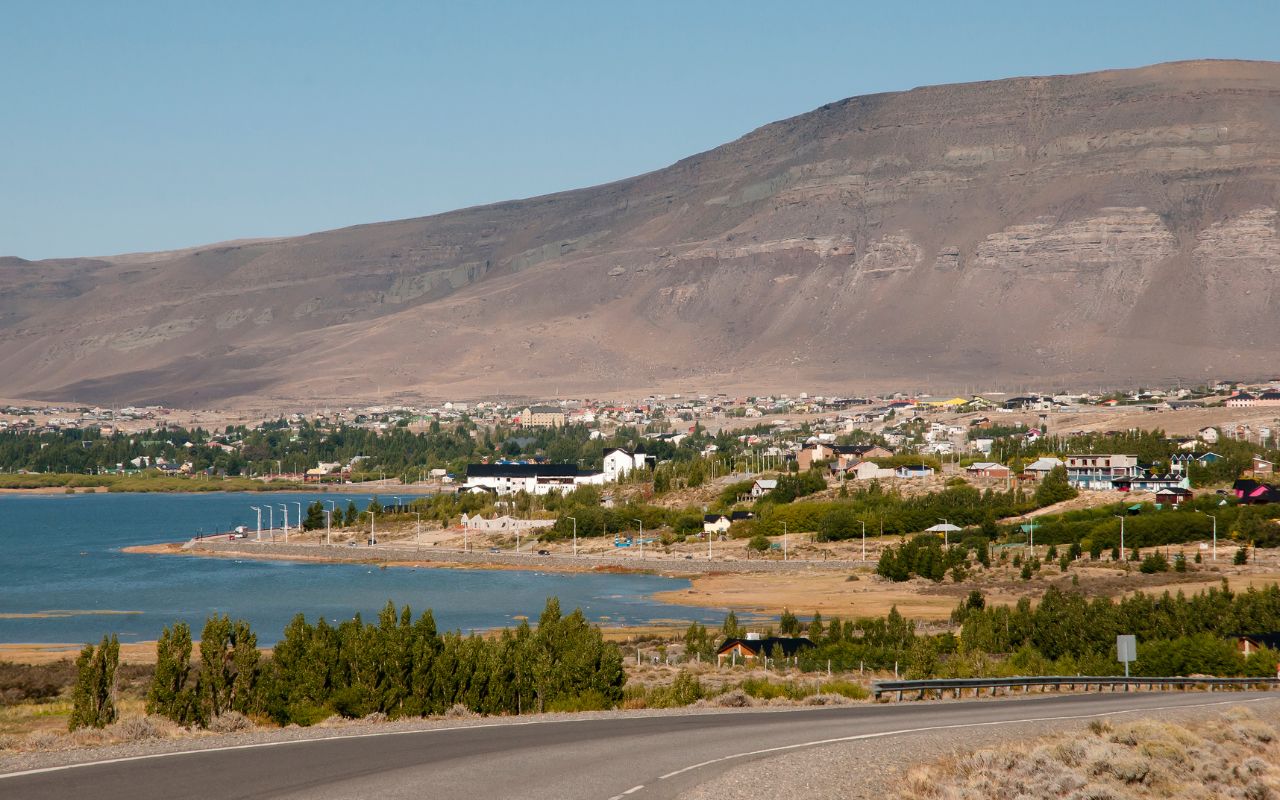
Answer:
xmin=3 ymin=692 xmax=1273 ymax=800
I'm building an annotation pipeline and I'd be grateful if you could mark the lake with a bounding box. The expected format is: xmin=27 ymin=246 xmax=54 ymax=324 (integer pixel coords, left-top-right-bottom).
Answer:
xmin=0 ymin=492 xmax=724 ymax=644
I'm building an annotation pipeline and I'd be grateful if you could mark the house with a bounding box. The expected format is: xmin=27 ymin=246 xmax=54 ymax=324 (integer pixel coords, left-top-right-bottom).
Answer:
xmin=895 ymin=464 xmax=935 ymax=479
xmin=729 ymin=510 xmax=756 ymax=524
xmin=1113 ymin=473 xmax=1190 ymax=493
xmin=965 ymin=462 xmax=1011 ymax=478
xmin=1234 ymin=479 xmax=1280 ymax=505
xmin=1253 ymin=457 xmax=1274 ymax=477
xmin=751 ymin=479 xmax=778 ymax=498
xmin=1227 ymin=392 xmax=1259 ymax=408
xmin=603 ymin=448 xmax=653 ymax=482
xmin=460 ymin=514 xmax=556 ymax=532
xmin=1065 ymin=454 xmax=1141 ymax=490
xmin=703 ymin=514 xmax=732 ymax=535
xmin=844 ymin=460 xmax=896 ymax=481
xmin=1236 ymin=633 xmax=1280 ymax=656
xmin=716 ymin=634 xmax=815 ymax=665
xmin=1022 ymin=457 xmax=1065 ymax=480
xmin=463 ymin=463 xmax=604 ymax=495
xmin=1154 ymin=486 xmax=1193 ymax=508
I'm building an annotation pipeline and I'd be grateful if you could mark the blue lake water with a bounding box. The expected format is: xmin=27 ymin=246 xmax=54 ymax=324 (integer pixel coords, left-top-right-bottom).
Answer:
xmin=0 ymin=492 xmax=724 ymax=644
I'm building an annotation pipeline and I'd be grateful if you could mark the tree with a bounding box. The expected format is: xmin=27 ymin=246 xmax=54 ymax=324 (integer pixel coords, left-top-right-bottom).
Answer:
xmin=303 ymin=501 xmax=325 ymax=531
xmin=1235 ymin=547 xmax=1250 ymax=565
xmin=748 ymin=534 xmax=771 ymax=553
xmin=779 ymin=609 xmax=800 ymax=635
xmin=1034 ymin=465 xmax=1077 ymax=506
xmin=147 ymin=622 xmax=193 ymax=722
xmin=69 ymin=635 xmax=119 ymax=730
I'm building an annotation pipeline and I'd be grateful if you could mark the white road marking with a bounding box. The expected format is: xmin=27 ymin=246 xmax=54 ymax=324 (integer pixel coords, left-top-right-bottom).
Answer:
xmin=607 ymin=785 xmax=645 ymax=799
xmin=656 ymin=697 xmax=1272 ymax=781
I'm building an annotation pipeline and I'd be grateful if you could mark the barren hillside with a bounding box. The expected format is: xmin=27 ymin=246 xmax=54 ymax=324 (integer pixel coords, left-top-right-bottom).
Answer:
xmin=3 ymin=60 xmax=1279 ymax=406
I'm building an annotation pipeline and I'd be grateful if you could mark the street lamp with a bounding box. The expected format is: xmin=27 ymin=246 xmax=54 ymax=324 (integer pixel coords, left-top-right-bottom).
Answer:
xmin=567 ymin=516 xmax=577 ymax=556
xmin=279 ymin=504 xmax=289 ymax=543
xmin=325 ymin=500 xmax=336 ymax=546
xmin=782 ymin=521 xmax=787 ymax=561
xmin=367 ymin=510 xmax=376 ymax=546
xmin=1114 ymin=514 xmax=1126 ymax=558
xmin=633 ymin=519 xmax=644 ymax=560
xmin=938 ymin=518 xmax=950 ymax=548
xmin=860 ymin=519 xmax=867 ymax=562
xmin=413 ymin=511 xmax=422 ymax=549
xmin=250 ymin=506 xmax=262 ymax=542
xmin=1200 ymin=511 xmax=1217 ymax=561
xmin=294 ymin=502 xmax=302 ymax=537
xmin=267 ymin=505 xmax=274 ymax=542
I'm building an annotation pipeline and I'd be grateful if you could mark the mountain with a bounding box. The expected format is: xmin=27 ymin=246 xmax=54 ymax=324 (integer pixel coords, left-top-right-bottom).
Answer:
xmin=4 ymin=59 xmax=1280 ymax=407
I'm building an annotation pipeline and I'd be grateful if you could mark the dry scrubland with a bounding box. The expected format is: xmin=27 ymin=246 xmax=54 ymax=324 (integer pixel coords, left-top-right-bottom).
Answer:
xmin=900 ymin=706 xmax=1280 ymax=800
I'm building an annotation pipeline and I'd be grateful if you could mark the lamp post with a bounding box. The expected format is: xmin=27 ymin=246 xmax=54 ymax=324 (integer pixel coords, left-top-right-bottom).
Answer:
xmin=567 ymin=516 xmax=577 ymax=556
xmin=1200 ymin=512 xmax=1217 ymax=561
xmin=325 ymin=500 xmax=336 ymax=546
xmin=938 ymin=518 xmax=949 ymax=548
xmin=367 ymin=510 xmax=376 ymax=546
xmin=1114 ymin=514 xmax=1126 ymax=558
xmin=294 ymin=502 xmax=302 ymax=538
xmin=250 ymin=506 xmax=262 ymax=542
xmin=267 ymin=506 xmax=274 ymax=542
xmin=413 ymin=512 xmax=422 ymax=549
xmin=860 ymin=519 xmax=867 ymax=562
xmin=633 ymin=519 xmax=644 ymax=560
xmin=782 ymin=522 xmax=787 ymax=561
xmin=279 ymin=504 xmax=289 ymax=543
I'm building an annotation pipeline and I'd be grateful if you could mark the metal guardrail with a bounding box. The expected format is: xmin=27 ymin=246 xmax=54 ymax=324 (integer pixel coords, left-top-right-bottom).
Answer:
xmin=872 ymin=675 xmax=1280 ymax=701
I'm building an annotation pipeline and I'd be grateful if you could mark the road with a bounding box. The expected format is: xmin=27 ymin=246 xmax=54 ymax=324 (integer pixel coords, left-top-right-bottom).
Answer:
xmin=3 ymin=692 xmax=1272 ymax=799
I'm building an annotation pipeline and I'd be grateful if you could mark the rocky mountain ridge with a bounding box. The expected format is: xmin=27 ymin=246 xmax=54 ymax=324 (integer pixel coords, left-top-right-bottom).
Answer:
xmin=2 ymin=59 xmax=1279 ymax=406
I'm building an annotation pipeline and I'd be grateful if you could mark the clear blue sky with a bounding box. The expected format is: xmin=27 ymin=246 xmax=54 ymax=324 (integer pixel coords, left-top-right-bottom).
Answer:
xmin=3 ymin=1 xmax=1278 ymax=259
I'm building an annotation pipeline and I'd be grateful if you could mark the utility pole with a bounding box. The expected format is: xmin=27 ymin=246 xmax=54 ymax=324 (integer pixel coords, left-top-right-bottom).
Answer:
xmin=567 ymin=516 xmax=577 ymax=556
xmin=1201 ymin=512 xmax=1217 ymax=561
xmin=1114 ymin=514 xmax=1126 ymax=558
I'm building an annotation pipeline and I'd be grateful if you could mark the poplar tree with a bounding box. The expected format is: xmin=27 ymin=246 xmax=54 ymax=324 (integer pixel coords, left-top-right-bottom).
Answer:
xmin=147 ymin=622 xmax=193 ymax=722
xmin=69 ymin=635 xmax=119 ymax=730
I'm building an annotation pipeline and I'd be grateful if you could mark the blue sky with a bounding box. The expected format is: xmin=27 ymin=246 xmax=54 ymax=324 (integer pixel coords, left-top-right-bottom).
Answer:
xmin=3 ymin=1 xmax=1278 ymax=259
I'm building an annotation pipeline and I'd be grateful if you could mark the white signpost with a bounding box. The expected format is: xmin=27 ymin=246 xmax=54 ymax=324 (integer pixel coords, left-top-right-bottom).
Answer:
xmin=1117 ymin=634 xmax=1137 ymax=678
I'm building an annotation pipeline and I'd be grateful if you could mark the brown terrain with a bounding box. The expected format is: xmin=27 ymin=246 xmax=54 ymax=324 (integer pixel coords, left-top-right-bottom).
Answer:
xmin=2 ymin=59 xmax=1279 ymax=407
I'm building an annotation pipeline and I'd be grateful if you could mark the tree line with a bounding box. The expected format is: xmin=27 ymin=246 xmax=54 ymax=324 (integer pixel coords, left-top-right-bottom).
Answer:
xmin=69 ymin=598 xmax=625 ymax=730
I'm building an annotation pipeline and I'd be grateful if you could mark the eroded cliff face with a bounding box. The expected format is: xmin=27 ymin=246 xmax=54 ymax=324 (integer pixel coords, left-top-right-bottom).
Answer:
xmin=3 ymin=60 xmax=1280 ymax=404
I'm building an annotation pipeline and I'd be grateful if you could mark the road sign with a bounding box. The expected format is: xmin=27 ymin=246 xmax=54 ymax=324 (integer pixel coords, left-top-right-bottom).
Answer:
xmin=1117 ymin=634 xmax=1136 ymax=677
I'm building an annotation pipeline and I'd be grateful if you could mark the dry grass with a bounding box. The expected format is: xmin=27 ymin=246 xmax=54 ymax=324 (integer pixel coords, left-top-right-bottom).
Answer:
xmin=899 ymin=706 xmax=1280 ymax=799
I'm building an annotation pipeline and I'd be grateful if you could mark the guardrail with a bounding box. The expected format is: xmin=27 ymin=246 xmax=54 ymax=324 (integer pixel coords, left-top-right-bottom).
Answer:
xmin=872 ymin=676 xmax=1280 ymax=701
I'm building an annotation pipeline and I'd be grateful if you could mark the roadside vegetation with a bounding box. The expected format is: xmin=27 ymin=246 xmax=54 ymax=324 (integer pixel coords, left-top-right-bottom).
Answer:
xmin=900 ymin=707 xmax=1280 ymax=799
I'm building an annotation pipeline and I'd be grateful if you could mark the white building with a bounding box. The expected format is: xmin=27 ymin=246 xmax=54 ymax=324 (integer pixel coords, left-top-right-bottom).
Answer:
xmin=462 ymin=463 xmax=604 ymax=496
xmin=603 ymin=448 xmax=652 ymax=482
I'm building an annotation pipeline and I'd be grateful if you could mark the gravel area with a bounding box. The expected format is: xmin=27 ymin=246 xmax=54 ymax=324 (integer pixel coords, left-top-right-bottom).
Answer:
xmin=676 ymin=697 xmax=1280 ymax=799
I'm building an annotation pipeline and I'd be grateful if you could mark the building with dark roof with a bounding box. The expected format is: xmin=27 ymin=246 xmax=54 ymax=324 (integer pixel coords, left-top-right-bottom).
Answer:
xmin=463 ymin=462 xmax=603 ymax=495
xmin=716 ymin=635 xmax=815 ymax=664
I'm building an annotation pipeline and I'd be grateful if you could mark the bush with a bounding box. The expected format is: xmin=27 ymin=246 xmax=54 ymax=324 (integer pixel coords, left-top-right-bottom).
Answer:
xmin=1235 ymin=547 xmax=1250 ymax=565
xmin=748 ymin=534 xmax=771 ymax=552
xmin=1139 ymin=552 xmax=1170 ymax=574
